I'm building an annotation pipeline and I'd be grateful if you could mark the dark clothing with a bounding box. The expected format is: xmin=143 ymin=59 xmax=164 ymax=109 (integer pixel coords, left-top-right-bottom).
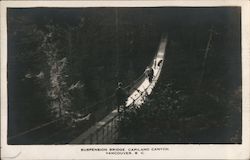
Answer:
xmin=158 ymin=60 xmax=163 ymax=66
xmin=115 ymin=87 xmax=127 ymax=112
xmin=144 ymin=67 xmax=154 ymax=83
xmin=148 ymin=68 xmax=154 ymax=82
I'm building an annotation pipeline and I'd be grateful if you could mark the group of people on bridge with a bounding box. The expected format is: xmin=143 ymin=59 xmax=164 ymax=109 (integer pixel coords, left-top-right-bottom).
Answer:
xmin=115 ymin=64 xmax=157 ymax=113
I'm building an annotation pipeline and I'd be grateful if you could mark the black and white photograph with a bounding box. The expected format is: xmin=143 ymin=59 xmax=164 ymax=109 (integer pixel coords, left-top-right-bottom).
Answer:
xmin=1 ymin=1 xmax=250 ymax=159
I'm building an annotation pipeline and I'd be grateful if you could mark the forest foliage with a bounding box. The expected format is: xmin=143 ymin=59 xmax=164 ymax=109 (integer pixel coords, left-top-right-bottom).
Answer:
xmin=8 ymin=8 xmax=160 ymax=144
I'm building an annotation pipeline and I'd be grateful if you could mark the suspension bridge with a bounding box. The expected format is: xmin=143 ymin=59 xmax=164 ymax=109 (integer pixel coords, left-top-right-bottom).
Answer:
xmin=70 ymin=36 xmax=168 ymax=144
xmin=7 ymin=35 xmax=168 ymax=144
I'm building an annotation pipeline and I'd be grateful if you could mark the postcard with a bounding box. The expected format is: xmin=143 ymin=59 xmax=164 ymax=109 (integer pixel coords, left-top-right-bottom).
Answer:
xmin=1 ymin=0 xmax=249 ymax=159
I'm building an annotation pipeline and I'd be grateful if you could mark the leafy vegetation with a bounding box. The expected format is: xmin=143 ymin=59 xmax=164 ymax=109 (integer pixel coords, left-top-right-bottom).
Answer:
xmin=7 ymin=8 xmax=160 ymax=144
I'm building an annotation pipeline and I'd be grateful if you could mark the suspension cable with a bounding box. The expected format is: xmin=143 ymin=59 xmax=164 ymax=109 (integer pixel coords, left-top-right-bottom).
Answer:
xmin=7 ymin=116 xmax=66 ymax=141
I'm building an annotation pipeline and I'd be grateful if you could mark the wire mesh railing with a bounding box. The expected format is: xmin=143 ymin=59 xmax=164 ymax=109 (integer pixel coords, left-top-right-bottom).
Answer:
xmin=82 ymin=114 xmax=120 ymax=144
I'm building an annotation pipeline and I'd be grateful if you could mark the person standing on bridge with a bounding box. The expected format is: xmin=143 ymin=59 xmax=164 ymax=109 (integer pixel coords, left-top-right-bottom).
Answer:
xmin=144 ymin=66 xmax=154 ymax=83
xmin=115 ymin=82 xmax=128 ymax=113
xmin=157 ymin=59 xmax=163 ymax=67
xmin=149 ymin=67 xmax=154 ymax=82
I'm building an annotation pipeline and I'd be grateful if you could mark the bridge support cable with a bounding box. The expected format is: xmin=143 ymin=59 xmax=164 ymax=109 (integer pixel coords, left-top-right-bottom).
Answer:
xmin=198 ymin=26 xmax=217 ymax=89
xmin=7 ymin=116 xmax=66 ymax=141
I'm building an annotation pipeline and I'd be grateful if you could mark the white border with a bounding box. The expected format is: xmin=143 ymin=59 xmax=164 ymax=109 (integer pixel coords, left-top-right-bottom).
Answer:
xmin=1 ymin=1 xmax=250 ymax=159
